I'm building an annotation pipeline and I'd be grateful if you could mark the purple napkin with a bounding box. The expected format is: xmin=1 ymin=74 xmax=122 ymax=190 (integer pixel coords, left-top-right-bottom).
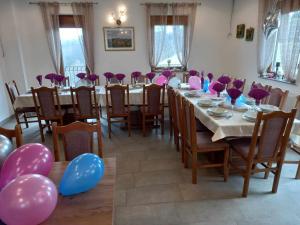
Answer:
xmin=36 ymin=75 xmax=43 ymax=86
xmin=131 ymin=71 xmax=142 ymax=78
xmin=104 ymin=72 xmax=114 ymax=80
xmin=189 ymin=70 xmax=199 ymax=76
xmin=218 ymin=75 xmax=231 ymax=85
xmin=248 ymin=88 xmax=270 ymax=105
xmin=227 ymin=88 xmax=242 ymax=105
xmin=212 ymin=82 xmax=225 ymax=97
xmin=76 ymin=73 xmax=86 ymax=79
xmin=87 ymin=74 xmax=99 ymax=82
xmin=207 ymin=73 xmax=213 ymax=82
xmin=115 ymin=73 xmax=126 ymax=82
xmin=54 ymin=75 xmax=65 ymax=86
xmin=233 ymin=79 xmax=244 ymax=89
xmin=146 ymin=72 xmax=156 ymax=82
xmin=45 ymin=73 xmax=56 ymax=83
xmin=162 ymin=70 xmax=172 ymax=78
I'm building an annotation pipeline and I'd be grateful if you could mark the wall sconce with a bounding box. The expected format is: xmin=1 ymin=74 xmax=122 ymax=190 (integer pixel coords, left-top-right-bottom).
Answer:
xmin=109 ymin=5 xmax=127 ymax=26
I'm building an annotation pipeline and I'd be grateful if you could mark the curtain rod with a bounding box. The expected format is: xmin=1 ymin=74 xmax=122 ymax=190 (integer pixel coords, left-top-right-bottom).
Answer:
xmin=140 ymin=2 xmax=201 ymax=6
xmin=29 ymin=2 xmax=98 ymax=5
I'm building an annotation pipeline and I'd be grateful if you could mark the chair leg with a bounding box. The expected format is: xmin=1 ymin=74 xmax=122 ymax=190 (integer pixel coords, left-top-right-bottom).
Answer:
xmin=296 ymin=161 xmax=300 ymax=179
xmin=142 ymin=115 xmax=146 ymax=137
xmin=272 ymin=162 xmax=283 ymax=193
xmin=242 ymin=165 xmax=252 ymax=197
xmin=38 ymin=120 xmax=45 ymax=142
xmin=108 ymin=118 xmax=112 ymax=139
xmin=99 ymin=105 xmax=103 ymax=118
xmin=23 ymin=113 xmax=29 ymax=128
xmin=161 ymin=115 xmax=164 ymax=135
xmin=223 ymin=148 xmax=229 ymax=182
xmin=192 ymin=151 xmax=197 ymax=184
xmin=264 ymin=162 xmax=272 ymax=179
xmin=127 ymin=116 xmax=131 ymax=137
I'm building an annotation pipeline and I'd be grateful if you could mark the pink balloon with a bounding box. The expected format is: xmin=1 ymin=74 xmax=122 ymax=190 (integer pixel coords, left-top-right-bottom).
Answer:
xmin=188 ymin=76 xmax=202 ymax=90
xmin=208 ymin=81 xmax=217 ymax=95
xmin=0 ymin=174 xmax=57 ymax=225
xmin=155 ymin=75 xmax=167 ymax=86
xmin=0 ymin=143 xmax=53 ymax=190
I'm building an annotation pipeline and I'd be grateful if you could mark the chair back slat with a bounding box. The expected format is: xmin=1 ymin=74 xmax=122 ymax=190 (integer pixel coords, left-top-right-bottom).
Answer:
xmin=267 ymin=88 xmax=289 ymax=109
xmin=5 ymin=81 xmax=20 ymax=105
xmin=105 ymin=85 xmax=129 ymax=116
xmin=71 ymin=86 xmax=98 ymax=119
xmin=251 ymin=110 xmax=296 ymax=162
xmin=143 ymin=84 xmax=164 ymax=115
xmin=174 ymin=93 xmax=182 ymax=133
xmin=31 ymin=87 xmax=62 ymax=120
xmin=53 ymin=121 xmax=103 ymax=161
xmin=295 ymin=95 xmax=300 ymax=120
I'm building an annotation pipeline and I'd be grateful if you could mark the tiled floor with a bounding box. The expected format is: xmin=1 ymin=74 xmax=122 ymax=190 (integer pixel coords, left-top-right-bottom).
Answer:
xmin=3 ymin=118 xmax=300 ymax=225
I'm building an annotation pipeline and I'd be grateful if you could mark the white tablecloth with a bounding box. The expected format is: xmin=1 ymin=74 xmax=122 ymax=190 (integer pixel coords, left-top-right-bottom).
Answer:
xmin=177 ymin=89 xmax=255 ymax=142
xmin=14 ymin=86 xmax=168 ymax=108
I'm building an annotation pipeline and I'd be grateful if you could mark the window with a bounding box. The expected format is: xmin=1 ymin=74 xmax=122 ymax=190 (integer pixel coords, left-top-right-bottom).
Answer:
xmin=59 ymin=15 xmax=86 ymax=86
xmin=266 ymin=10 xmax=300 ymax=83
xmin=154 ymin=25 xmax=184 ymax=68
xmin=151 ymin=16 xmax=187 ymax=71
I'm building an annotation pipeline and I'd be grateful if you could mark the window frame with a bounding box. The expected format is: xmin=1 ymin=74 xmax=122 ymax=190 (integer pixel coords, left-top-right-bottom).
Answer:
xmin=150 ymin=15 xmax=188 ymax=72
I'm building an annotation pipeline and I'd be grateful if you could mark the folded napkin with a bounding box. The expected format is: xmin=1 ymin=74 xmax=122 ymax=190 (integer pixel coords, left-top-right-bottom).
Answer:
xmin=87 ymin=74 xmax=99 ymax=82
xmin=45 ymin=73 xmax=56 ymax=83
xmin=233 ymin=79 xmax=244 ymax=89
xmin=218 ymin=75 xmax=231 ymax=85
xmin=212 ymin=82 xmax=225 ymax=97
xmin=36 ymin=75 xmax=43 ymax=86
xmin=76 ymin=73 xmax=86 ymax=80
xmin=207 ymin=73 xmax=213 ymax=82
xmin=146 ymin=72 xmax=156 ymax=82
xmin=227 ymin=88 xmax=242 ymax=105
xmin=54 ymin=75 xmax=65 ymax=85
xmin=189 ymin=70 xmax=199 ymax=76
xmin=131 ymin=71 xmax=142 ymax=78
xmin=162 ymin=70 xmax=172 ymax=78
xmin=104 ymin=72 xmax=114 ymax=79
xmin=248 ymin=88 xmax=270 ymax=105
xmin=115 ymin=73 xmax=126 ymax=81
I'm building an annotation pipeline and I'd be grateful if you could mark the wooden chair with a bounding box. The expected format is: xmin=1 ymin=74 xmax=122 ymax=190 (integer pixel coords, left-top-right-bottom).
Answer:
xmin=105 ymin=84 xmax=131 ymax=138
xmin=266 ymin=87 xmax=289 ymax=110
xmin=31 ymin=87 xmax=64 ymax=142
xmin=228 ymin=109 xmax=296 ymax=197
xmin=181 ymin=97 xmax=229 ymax=184
xmin=53 ymin=121 xmax=103 ymax=161
xmin=285 ymin=95 xmax=300 ymax=179
xmin=70 ymin=86 xmax=100 ymax=122
xmin=0 ymin=125 xmax=23 ymax=147
xmin=141 ymin=84 xmax=165 ymax=136
xmin=166 ymin=87 xmax=174 ymax=138
xmin=5 ymin=80 xmax=37 ymax=129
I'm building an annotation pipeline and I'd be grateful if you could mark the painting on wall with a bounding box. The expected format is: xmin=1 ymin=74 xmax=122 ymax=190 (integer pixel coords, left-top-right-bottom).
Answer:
xmin=236 ymin=24 xmax=245 ymax=38
xmin=103 ymin=27 xmax=135 ymax=51
xmin=245 ymin=27 xmax=255 ymax=41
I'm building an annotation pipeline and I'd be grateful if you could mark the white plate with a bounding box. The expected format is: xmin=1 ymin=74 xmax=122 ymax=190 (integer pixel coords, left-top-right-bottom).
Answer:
xmin=184 ymin=91 xmax=202 ymax=98
xmin=242 ymin=114 xmax=256 ymax=122
xmin=207 ymin=107 xmax=228 ymax=117
xmin=198 ymin=99 xmax=213 ymax=107
xmin=210 ymin=96 xmax=225 ymax=101
xmin=179 ymin=83 xmax=190 ymax=90
xmin=258 ymin=104 xmax=279 ymax=113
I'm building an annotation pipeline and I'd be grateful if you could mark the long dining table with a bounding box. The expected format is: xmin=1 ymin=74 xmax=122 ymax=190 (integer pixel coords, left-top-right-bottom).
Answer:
xmin=176 ymin=88 xmax=256 ymax=142
xmin=14 ymin=85 xmax=168 ymax=109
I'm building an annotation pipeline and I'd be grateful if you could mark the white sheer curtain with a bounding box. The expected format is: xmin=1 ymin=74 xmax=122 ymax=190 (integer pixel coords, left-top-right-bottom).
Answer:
xmin=71 ymin=2 xmax=95 ymax=73
xmin=171 ymin=3 xmax=197 ymax=69
xmin=39 ymin=2 xmax=61 ymax=74
xmin=278 ymin=3 xmax=300 ymax=82
xmin=145 ymin=3 xmax=168 ymax=69
xmin=257 ymin=0 xmax=278 ymax=75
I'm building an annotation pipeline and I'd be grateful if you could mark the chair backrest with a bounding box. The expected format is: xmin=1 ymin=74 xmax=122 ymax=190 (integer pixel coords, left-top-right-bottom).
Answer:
xmin=167 ymin=87 xmax=176 ymax=126
xmin=142 ymin=84 xmax=165 ymax=115
xmin=71 ymin=86 xmax=98 ymax=119
xmin=174 ymin=92 xmax=183 ymax=133
xmin=0 ymin=125 xmax=22 ymax=147
xmin=105 ymin=84 xmax=129 ymax=116
xmin=53 ymin=121 xmax=103 ymax=161
xmin=295 ymin=95 xmax=300 ymax=120
xmin=5 ymin=80 xmax=20 ymax=105
xmin=181 ymin=97 xmax=197 ymax=150
xmin=248 ymin=109 xmax=296 ymax=162
xmin=31 ymin=87 xmax=62 ymax=120
xmin=266 ymin=87 xmax=289 ymax=110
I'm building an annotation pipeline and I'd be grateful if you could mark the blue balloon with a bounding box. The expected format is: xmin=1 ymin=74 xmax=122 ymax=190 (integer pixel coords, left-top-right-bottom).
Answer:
xmin=59 ymin=153 xmax=105 ymax=196
xmin=203 ymin=79 xmax=209 ymax=93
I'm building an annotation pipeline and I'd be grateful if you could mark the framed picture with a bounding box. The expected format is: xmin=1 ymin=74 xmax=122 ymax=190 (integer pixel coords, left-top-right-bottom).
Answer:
xmin=103 ymin=27 xmax=135 ymax=51
xmin=236 ymin=24 xmax=245 ymax=39
xmin=245 ymin=27 xmax=255 ymax=41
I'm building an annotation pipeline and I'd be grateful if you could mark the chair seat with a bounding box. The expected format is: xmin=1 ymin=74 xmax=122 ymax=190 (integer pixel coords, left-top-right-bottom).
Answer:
xmin=196 ymin=131 xmax=229 ymax=152
xmin=228 ymin=138 xmax=257 ymax=159
xmin=15 ymin=107 xmax=36 ymax=113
